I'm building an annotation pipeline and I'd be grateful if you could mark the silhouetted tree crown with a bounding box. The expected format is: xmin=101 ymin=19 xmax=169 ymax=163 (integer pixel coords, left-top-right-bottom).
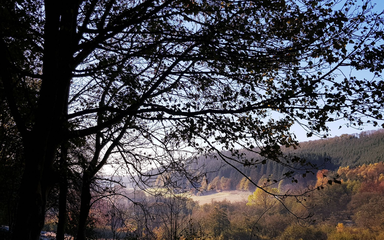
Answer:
xmin=1 ymin=0 xmax=384 ymax=239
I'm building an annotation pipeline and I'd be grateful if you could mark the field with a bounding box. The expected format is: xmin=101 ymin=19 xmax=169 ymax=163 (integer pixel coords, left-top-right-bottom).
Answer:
xmin=191 ymin=190 xmax=251 ymax=205
xmin=132 ymin=188 xmax=251 ymax=205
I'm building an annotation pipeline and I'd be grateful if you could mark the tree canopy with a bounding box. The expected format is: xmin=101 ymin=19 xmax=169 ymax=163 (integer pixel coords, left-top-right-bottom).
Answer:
xmin=1 ymin=0 xmax=384 ymax=239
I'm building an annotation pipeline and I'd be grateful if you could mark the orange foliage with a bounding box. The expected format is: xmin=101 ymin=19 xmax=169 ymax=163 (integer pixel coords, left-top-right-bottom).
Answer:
xmin=342 ymin=162 xmax=384 ymax=183
xmin=315 ymin=169 xmax=329 ymax=187
xmin=336 ymin=223 xmax=344 ymax=232
xmin=338 ymin=162 xmax=384 ymax=194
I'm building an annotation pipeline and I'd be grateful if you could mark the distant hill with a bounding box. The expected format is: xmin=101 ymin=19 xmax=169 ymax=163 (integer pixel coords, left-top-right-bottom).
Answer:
xmin=290 ymin=129 xmax=384 ymax=167
xmin=186 ymin=129 xmax=384 ymax=192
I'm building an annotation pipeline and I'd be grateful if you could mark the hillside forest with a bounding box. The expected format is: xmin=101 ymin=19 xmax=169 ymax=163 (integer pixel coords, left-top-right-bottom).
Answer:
xmin=183 ymin=129 xmax=384 ymax=194
xmin=1 ymin=130 xmax=384 ymax=239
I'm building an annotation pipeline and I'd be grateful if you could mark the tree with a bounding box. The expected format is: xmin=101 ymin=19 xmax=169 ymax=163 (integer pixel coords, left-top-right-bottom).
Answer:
xmin=247 ymin=186 xmax=279 ymax=209
xmin=152 ymin=195 xmax=197 ymax=240
xmin=220 ymin=177 xmax=231 ymax=191
xmin=1 ymin=0 xmax=384 ymax=239
xmin=349 ymin=192 xmax=384 ymax=230
xmin=200 ymin=176 xmax=208 ymax=192
xmin=308 ymin=182 xmax=352 ymax=223
xmin=0 ymin=96 xmax=23 ymax=228
xmin=206 ymin=206 xmax=231 ymax=239
xmin=237 ymin=176 xmax=251 ymax=191
xmin=279 ymin=224 xmax=327 ymax=240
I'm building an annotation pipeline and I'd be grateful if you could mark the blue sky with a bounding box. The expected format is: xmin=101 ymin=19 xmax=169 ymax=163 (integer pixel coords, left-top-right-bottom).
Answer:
xmin=291 ymin=0 xmax=384 ymax=142
xmin=292 ymin=118 xmax=384 ymax=142
xmin=372 ymin=0 xmax=384 ymax=9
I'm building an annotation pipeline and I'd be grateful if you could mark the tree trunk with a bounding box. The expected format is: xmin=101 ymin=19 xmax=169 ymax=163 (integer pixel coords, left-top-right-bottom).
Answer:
xmin=57 ymin=144 xmax=68 ymax=240
xmin=57 ymin=177 xmax=68 ymax=240
xmin=76 ymin=176 xmax=92 ymax=240
xmin=11 ymin=1 xmax=78 ymax=239
xmin=12 ymin=135 xmax=57 ymax=240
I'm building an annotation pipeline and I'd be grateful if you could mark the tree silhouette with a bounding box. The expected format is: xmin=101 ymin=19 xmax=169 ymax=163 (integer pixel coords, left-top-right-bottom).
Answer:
xmin=1 ymin=0 xmax=384 ymax=239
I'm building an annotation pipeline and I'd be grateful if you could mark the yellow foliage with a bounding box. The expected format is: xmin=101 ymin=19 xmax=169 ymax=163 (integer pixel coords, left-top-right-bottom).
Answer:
xmin=379 ymin=173 xmax=384 ymax=182
xmin=247 ymin=187 xmax=279 ymax=209
xmin=336 ymin=223 xmax=344 ymax=233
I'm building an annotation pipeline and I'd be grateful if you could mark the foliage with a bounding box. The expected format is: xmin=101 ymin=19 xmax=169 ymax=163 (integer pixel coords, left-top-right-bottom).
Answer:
xmin=200 ymin=176 xmax=208 ymax=192
xmin=67 ymin=161 xmax=384 ymax=240
xmin=208 ymin=176 xmax=222 ymax=191
xmin=247 ymin=187 xmax=279 ymax=209
xmin=308 ymin=182 xmax=352 ymax=223
xmin=1 ymin=0 xmax=384 ymax=238
xmin=179 ymin=163 xmax=384 ymax=240
xmin=349 ymin=192 xmax=384 ymax=230
xmin=220 ymin=177 xmax=232 ymax=191
xmin=0 ymin=86 xmax=23 ymax=227
xmin=151 ymin=195 xmax=197 ymax=240
xmin=279 ymin=224 xmax=327 ymax=240
xmin=190 ymin=130 xmax=384 ymax=194
xmin=236 ymin=177 xmax=252 ymax=191
xmin=207 ymin=206 xmax=231 ymax=238
xmin=328 ymin=228 xmax=379 ymax=240
xmin=339 ymin=161 xmax=384 ymax=186
xmin=292 ymin=130 xmax=384 ymax=167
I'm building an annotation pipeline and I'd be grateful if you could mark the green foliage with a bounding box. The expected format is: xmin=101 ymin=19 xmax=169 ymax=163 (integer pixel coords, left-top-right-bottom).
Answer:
xmin=292 ymin=130 xmax=384 ymax=167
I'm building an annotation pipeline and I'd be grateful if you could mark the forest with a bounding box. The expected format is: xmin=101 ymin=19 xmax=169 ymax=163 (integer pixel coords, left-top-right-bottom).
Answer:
xmin=35 ymin=132 xmax=384 ymax=240
xmin=173 ymin=129 xmax=384 ymax=194
xmin=2 ymin=130 xmax=384 ymax=239
xmin=1 ymin=0 xmax=384 ymax=239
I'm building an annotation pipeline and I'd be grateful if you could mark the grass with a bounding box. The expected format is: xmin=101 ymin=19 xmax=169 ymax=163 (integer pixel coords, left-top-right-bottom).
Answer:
xmin=191 ymin=190 xmax=251 ymax=205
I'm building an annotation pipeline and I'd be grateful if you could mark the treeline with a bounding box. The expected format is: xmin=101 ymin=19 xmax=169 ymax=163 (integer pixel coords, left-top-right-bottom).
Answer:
xmin=291 ymin=129 xmax=384 ymax=167
xmin=47 ymin=162 xmax=384 ymax=240
xmin=171 ymin=130 xmax=384 ymax=193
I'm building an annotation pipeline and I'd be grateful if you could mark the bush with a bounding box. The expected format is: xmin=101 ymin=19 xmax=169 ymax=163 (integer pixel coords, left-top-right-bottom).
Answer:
xmin=279 ymin=224 xmax=327 ymax=240
xmin=328 ymin=228 xmax=377 ymax=240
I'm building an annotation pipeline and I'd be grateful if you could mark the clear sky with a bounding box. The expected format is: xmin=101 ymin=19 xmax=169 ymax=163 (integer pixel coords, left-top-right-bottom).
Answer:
xmin=372 ymin=0 xmax=384 ymax=10
xmin=292 ymin=118 xmax=384 ymax=142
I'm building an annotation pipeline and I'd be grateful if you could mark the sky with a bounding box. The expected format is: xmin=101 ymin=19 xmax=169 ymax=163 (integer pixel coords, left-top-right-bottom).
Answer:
xmin=292 ymin=118 xmax=384 ymax=142
xmin=102 ymin=0 xmax=384 ymax=175
xmin=291 ymin=0 xmax=384 ymax=142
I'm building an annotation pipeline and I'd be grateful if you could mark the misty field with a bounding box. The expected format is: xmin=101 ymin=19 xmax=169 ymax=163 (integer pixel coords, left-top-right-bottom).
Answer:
xmin=191 ymin=190 xmax=251 ymax=205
